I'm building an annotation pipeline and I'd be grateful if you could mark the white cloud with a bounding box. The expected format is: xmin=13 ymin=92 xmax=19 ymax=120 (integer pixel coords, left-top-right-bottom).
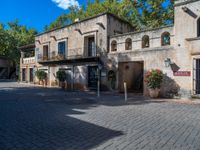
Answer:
xmin=52 ymin=0 xmax=80 ymax=10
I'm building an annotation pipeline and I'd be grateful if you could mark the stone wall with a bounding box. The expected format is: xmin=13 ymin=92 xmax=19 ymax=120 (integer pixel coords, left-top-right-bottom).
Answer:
xmin=107 ymin=0 xmax=200 ymax=98
xmin=34 ymin=13 xmax=134 ymax=88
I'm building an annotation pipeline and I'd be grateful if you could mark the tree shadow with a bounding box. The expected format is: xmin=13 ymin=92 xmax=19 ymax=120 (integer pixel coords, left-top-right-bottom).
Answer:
xmin=0 ymin=86 xmax=123 ymax=150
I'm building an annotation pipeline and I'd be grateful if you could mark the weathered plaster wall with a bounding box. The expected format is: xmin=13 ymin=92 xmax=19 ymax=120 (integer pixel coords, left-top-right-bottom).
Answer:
xmin=173 ymin=0 xmax=200 ymax=97
xmin=34 ymin=13 xmax=134 ymax=88
xmin=107 ymin=0 xmax=200 ymax=98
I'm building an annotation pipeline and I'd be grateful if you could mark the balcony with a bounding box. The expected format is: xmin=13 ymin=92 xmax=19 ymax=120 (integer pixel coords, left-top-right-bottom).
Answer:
xmin=37 ymin=48 xmax=99 ymax=65
xmin=22 ymin=57 xmax=35 ymax=64
xmin=186 ymin=37 xmax=200 ymax=55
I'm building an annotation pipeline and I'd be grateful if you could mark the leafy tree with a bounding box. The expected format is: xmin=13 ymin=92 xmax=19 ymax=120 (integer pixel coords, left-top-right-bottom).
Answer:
xmin=46 ymin=0 xmax=174 ymax=31
xmin=0 ymin=20 xmax=37 ymax=64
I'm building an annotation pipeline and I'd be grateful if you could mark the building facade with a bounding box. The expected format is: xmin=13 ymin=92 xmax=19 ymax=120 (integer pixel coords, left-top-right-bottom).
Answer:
xmin=109 ymin=0 xmax=200 ymax=98
xmin=34 ymin=13 xmax=134 ymax=90
xmin=20 ymin=0 xmax=200 ymax=98
xmin=19 ymin=44 xmax=36 ymax=83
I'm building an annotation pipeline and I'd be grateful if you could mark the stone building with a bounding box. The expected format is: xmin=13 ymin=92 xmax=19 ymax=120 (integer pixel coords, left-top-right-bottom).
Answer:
xmin=108 ymin=0 xmax=200 ymax=98
xmin=34 ymin=13 xmax=134 ymax=90
xmin=20 ymin=0 xmax=200 ymax=98
xmin=19 ymin=44 xmax=36 ymax=83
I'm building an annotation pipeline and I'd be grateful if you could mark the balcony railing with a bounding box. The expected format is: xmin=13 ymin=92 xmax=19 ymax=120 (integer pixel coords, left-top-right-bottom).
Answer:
xmin=38 ymin=47 xmax=98 ymax=62
xmin=22 ymin=57 xmax=35 ymax=64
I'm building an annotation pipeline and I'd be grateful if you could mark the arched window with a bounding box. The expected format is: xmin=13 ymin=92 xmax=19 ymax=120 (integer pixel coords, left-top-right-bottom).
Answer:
xmin=125 ymin=38 xmax=132 ymax=50
xmin=142 ymin=35 xmax=150 ymax=48
xmin=197 ymin=18 xmax=200 ymax=37
xmin=161 ymin=32 xmax=170 ymax=46
xmin=111 ymin=40 xmax=117 ymax=52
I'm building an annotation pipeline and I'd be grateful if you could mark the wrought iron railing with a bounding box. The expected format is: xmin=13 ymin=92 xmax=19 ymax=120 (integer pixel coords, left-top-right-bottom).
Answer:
xmin=38 ymin=46 xmax=99 ymax=62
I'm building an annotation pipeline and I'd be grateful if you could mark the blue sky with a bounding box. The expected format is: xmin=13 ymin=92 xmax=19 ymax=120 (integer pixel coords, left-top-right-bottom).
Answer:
xmin=0 ymin=0 xmax=85 ymax=32
xmin=0 ymin=0 xmax=170 ymax=32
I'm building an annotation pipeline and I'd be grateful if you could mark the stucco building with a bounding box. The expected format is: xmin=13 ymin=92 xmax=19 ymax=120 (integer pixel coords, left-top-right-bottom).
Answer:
xmin=19 ymin=44 xmax=36 ymax=83
xmin=20 ymin=0 xmax=200 ymax=98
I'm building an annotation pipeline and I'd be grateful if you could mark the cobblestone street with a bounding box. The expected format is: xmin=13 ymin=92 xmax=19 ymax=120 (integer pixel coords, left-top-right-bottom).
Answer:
xmin=0 ymin=82 xmax=200 ymax=150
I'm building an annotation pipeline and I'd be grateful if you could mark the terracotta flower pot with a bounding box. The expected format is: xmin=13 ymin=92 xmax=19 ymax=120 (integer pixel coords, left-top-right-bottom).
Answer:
xmin=149 ymin=88 xmax=160 ymax=98
xmin=39 ymin=80 xmax=43 ymax=85
xmin=59 ymin=82 xmax=65 ymax=90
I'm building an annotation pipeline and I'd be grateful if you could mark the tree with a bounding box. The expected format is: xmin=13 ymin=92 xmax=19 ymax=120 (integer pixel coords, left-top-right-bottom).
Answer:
xmin=0 ymin=20 xmax=37 ymax=64
xmin=46 ymin=0 xmax=174 ymax=31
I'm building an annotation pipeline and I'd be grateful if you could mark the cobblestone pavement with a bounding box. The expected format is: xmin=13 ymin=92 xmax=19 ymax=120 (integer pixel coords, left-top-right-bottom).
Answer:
xmin=0 ymin=82 xmax=200 ymax=150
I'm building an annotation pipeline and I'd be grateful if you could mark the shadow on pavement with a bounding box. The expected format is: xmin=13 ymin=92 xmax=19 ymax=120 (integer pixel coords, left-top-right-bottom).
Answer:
xmin=0 ymin=85 xmax=123 ymax=150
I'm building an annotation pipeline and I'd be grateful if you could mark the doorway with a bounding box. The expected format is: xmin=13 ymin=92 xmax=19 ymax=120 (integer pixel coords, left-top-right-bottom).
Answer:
xmin=29 ymin=68 xmax=33 ymax=82
xmin=22 ymin=68 xmax=26 ymax=82
xmin=88 ymin=66 xmax=98 ymax=89
xmin=118 ymin=61 xmax=144 ymax=93
xmin=193 ymin=58 xmax=200 ymax=94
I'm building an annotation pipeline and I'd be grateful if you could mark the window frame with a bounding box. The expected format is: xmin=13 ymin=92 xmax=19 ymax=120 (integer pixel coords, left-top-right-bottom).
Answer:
xmin=58 ymin=41 xmax=66 ymax=55
xmin=142 ymin=35 xmax=150 ymax=48
xmin=125 ymin=38 xmax=132 ymax=50
xmin=161 ymin=32 xmax=171 ymax=46
xmin=111 ymin=40 xmax=117 ymax=52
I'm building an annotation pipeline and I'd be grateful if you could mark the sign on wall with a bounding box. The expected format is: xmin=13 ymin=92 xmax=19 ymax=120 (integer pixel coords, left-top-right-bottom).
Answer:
xmin=173 ymin=71 xmax=191 ymax=76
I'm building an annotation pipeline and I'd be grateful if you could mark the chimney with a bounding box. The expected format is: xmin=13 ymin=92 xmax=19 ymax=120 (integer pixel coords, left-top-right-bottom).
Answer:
xmin=74 ymin=18 xmax=80 ymax=23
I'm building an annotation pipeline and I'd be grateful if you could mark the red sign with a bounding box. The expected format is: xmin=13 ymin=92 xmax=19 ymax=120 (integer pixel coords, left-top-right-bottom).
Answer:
xmin=173 ymin=71 xmax=191 ymax=76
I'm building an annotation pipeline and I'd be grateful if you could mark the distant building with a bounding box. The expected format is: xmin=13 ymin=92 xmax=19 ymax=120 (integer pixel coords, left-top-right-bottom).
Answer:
xmin=19 ymin=44 xmax=36 ymax=83
xmin=20 ymin=0 xmax=200 ymax=99
xmin=0 ymin=56 xmax=16 ymax=79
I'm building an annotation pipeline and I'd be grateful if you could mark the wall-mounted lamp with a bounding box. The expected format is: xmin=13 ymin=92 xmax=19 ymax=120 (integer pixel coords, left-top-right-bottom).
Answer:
xmin=36 ymin=40 xmax=41 ymax=44
xmin=164 ymin=58 xmax=172 ymax=67
xmin=182 ymin=6 xmax=188 ymax=12
xmin=50 ymin=36 xmax=57 ymax=41
xmin=74 ymin=28 xmax=82 ymax=35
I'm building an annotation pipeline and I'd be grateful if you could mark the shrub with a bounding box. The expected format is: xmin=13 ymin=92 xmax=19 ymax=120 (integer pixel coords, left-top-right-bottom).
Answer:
xmin=35 ymin=70 xmax=47 ymax=81
xmin=56 ymin=70 xmax=67 ymax=82
xmin=145 ymin=69 xmax=164 ymax=89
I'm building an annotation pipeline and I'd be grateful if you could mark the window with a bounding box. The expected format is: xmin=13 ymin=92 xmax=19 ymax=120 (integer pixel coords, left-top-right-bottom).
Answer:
xmin=43 ymin=45 xmax=48 ymax=60
xmin=125 ymin=38 xmax=132 ymax=50
xmin=142 ymin=35 xmax=150 ymax=48
xmin=58 ymin=41 xmax=66 ymax=55
xmin=111 ymin=40 xmax=117 ymax=52
xmin=161 ymin=32 xmax=170 ymax=46
xmin=197 ymin=18 xmax=200 ymax=37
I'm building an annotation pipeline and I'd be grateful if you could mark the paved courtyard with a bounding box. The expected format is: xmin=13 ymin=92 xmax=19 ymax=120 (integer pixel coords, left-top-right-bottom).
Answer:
xmin=0 ymin=82 xmax=200 ymax=150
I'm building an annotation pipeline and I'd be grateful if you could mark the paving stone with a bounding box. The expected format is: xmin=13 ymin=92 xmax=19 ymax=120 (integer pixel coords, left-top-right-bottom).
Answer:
xmin=0 ymin=82 xmax=200 ymax=150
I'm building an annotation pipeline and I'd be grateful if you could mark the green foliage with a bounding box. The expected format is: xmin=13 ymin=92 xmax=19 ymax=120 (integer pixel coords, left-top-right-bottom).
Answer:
xmin=46 ymin=0 xmax=174 ymax=31
xmin=56 ymin=70 xmax=67 ymax=82
xmin=145 ymin=69 xmax=164 ymax=89
xmin=0 ymin=20 xmax=37 ymax=64
xmin=35 ymin=70 xmax=47 ymax=81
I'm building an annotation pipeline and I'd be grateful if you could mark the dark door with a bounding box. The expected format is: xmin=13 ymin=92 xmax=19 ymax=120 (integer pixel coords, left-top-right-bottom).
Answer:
xmin=22 ymin=68 xmax=26 ymax=81
xmin=43 ymin=45 xmax=49 ymax=60
xmin=29 ymin=68 xmax=33 ymax=82
xmin=88 ymin=37 xmax=95 ymax=57
xmin=195 ymin=59 xmax=200 ymax=94
xmin=88 ymin=66 xmax=98 ymax=89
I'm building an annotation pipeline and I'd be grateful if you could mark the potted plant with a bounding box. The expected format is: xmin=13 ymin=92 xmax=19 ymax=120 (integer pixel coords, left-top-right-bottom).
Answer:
xmin=35 ymin=70 xmax=47 ymax=86
xmin=145 ymin=69 xmax=164 ymax=98
xmin=56 ymin=70 xmax=67 ymax=89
